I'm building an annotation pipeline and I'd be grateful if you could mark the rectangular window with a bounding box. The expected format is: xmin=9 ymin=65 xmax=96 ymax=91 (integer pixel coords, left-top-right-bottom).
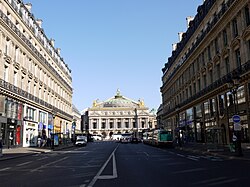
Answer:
xmin=245 ymin=6 xmax=250 ymax=26
xmin=237 ymin=86 xmax=246 ymax=104
xmin=109 ymin=122 xmax=113 ymax=129
xmin=204 ymin=101 xmax=210 ymax=115
xmin=141 ymin=121 xmax=145 ymax=128
xmin=225 ymin=57 xmax=230 ymax=74
xmin=27 ymin=80 xmax=31 ymax=93
xmin=218 ymin=95 xmax=225 ymax=116
xmin=26 ymin=107 xmax=36 ymax=121
xmin=133 ymin=121 xmax=136 ymax=128
xmin=203 ymin=75 xmax=207 ymax=88
xmin=235 ymin=49 xmax=241 ymax=68
xmin=39 ymin=111 xmax=47 ymax=124
xmin=215 ymin=38 xmax=219 ymax=53
xmin=232 ymin=18 xmax=238 ymax=38
xmin=223 ymin=29 xmax=228 ymax=46
xmin=34 ymin=84 xmax=37 ymax=97
xmin=13 ymin=72 xmax=18 ymax=88
xmin=193 ymin=82 xmax=196 ymax=94
xmin=4 ymin=65 xmax=9 ymax=82
xmin=117 ymin=122 xmax=121 ymax=128
xmin=101 ymin=122 xmax=106 ymax=129
xmin=210 ymin=70 xmax=213 ymax=84
xmin=198 ymin=79 xmax=201 ymax=91
xmin=202 ymin=52 xmax=205 ymax=65
xmin=5 ymin=39 xmax=10 ymax=55
xmin=93 ymin=122 xmax=97 ymax=129
xmin=15 ymin=46 xmax=19 ymax=62
xmin=208 ymin=46 xmax=211 ymax=60
xmin=125 ymin=122 xmax=129 ymax=128
xmin=216 ymin=63 xmax=221 ymax=80
xmin=21 ymin=76 xmax=24 ymax=90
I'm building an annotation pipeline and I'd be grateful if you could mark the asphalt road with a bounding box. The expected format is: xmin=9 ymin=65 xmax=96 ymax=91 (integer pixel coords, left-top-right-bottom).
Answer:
xmin=0 ymin=141 xmax=250 ymax=187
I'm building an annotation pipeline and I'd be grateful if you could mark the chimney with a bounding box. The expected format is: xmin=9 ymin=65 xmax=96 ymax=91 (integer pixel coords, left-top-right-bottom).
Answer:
xmin=186 ymin=16 xmax=194 ymax=28
xmin=25 ymin=3 xmax=32 ymax=12
xmin=172 ymin=43 xmax=177 ymax=51
xmin=50 ymin=39 xmax=55 ymax=47
xmin=178 ymin=32 xmax=184 ymax=42
xmin=56 ymin=48 xmax=61 ymax=55
xmin=36 ymin=19 xmax=43 ymax=28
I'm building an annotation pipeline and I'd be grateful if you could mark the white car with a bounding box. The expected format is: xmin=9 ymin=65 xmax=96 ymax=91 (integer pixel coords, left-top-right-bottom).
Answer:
xmin=92 ymin=135 xmax=102 ymax=141
xmin=75 ymin=135 xmax=87 ymax=146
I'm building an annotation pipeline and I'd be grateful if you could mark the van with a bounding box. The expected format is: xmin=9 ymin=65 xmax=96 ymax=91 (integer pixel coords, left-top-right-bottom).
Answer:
xmin=75 ymin=135 xmax=87 ymax=146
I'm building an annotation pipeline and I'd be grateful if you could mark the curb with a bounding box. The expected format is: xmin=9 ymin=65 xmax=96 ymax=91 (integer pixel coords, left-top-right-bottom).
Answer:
xmin=175 ymin=147 xmax=250 ymax=161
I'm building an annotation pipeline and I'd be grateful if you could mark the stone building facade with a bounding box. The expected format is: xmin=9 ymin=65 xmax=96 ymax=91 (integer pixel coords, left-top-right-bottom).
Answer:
xmin=0 ymin=0 xmax=73 ymax=147
xmin=86 ymin=90 xmax=157 ymax=139
xmin=161 ymin=0 xmax=250 ymax=145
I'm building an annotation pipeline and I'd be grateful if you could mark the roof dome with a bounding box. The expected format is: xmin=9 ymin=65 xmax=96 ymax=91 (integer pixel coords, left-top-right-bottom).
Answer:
xmin=103 ymin=89 xmax=136 ymax=108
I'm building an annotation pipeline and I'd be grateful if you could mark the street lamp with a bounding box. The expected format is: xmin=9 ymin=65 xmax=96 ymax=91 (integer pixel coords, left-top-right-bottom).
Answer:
xmin=51 ymin=110 xmax=56 ymax=150
xmin=228 ymin=77 xmax=243 ymax=156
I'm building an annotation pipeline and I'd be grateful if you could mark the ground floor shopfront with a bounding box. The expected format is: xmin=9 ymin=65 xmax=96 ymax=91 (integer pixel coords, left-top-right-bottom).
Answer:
xmin=0 ymin=96 xmax=72 ymax=148
xmin=163 ymin=84 xmax=250 ymax=146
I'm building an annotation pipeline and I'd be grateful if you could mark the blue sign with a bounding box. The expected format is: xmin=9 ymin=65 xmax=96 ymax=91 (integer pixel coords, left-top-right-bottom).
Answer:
xmin=232 ymin=115 xmax=241 ymax=123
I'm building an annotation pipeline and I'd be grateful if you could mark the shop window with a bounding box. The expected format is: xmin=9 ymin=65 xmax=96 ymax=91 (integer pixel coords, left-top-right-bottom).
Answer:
xmin=218 ymin=95 xmax=225 ymax=116
xmin=227 ymin=92 xmax=234 ymax=107
xmin=237 ymin=86 xmax=246 ymax=104
xmin=204 ymin=101 xmax=210 ymax=115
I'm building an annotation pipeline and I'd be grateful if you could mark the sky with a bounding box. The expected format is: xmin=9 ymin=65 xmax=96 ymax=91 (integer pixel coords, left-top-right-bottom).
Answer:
xmin=25 ymin=0 xmax=203 ymax=112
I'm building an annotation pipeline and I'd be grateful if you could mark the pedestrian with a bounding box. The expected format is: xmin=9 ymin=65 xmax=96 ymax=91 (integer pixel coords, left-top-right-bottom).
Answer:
xmin=37 ymin=135 xmax=41 ymax=147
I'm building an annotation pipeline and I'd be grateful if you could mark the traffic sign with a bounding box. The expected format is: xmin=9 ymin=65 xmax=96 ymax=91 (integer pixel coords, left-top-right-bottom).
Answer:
xmin=234 ymin=123 xmax=241 ymax=131
xmin=232 ymin=115 xmax=241 ymax=123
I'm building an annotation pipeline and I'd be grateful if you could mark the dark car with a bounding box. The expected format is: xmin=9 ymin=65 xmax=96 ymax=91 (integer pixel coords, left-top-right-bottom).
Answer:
xmin=131 ymin=137 xmax=139 ymax=144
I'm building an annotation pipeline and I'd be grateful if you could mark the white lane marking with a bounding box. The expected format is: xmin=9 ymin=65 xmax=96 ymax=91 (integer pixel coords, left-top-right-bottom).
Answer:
xmin=16 ymin=161 xmax=33 ymax=167
xmin=30 ymin=156 xmax=68 ymax=172
xmin=143 ymin=152 xmax=149 ymax=157
xmin=187 ymin=155 xmax=199 ymax=161
xmin=37 ymin=157 xmax=48 ymax=161
xmin=173 ymin=168 xmax=206 ymax=174
xmin=87 ymin=145 xmax=119 ymax=187
xmin=176 ymin=153 xmax=185 ymax=157
xmin=0 ymin=167 xmax=11 ymax=171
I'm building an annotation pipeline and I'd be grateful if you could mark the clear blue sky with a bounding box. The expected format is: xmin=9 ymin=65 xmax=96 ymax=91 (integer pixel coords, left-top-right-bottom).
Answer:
xmin=26 ymin=0 xmax=203 ymax=112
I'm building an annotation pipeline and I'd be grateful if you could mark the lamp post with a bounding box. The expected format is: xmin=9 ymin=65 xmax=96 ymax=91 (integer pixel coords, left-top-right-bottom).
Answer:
xmin=229 ymin=77 xmax=243 ymax=156
xmin=135 ymin=108 xmax=138 ymax=138
xmin=51 ymin=110 xmax=56 ymax=150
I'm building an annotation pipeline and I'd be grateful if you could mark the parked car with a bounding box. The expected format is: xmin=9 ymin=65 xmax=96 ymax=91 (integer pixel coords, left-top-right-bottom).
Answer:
xmin=92 ymin=135 xmax=102 ymax=141
xmin=130 ymin=137 xmax=139 ymax=144
xmin=75 ymin=135 xmax=87 ymax=146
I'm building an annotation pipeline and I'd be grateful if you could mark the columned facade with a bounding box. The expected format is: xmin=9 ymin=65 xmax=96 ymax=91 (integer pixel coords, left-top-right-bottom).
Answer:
xmin=86 ymin=90 xmax=157 ymax=139
xmin=0 ymin=0 xmax=73 ymax=147
xmin=161 ymin=0 xmax=250 ymax=145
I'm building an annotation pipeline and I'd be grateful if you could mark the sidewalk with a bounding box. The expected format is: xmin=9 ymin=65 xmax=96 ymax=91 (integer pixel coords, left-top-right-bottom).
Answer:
xmin=174 ymin=142 xmax=250 ymax=161
xmin=0 ymin=144 xmax=74 ymax=161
